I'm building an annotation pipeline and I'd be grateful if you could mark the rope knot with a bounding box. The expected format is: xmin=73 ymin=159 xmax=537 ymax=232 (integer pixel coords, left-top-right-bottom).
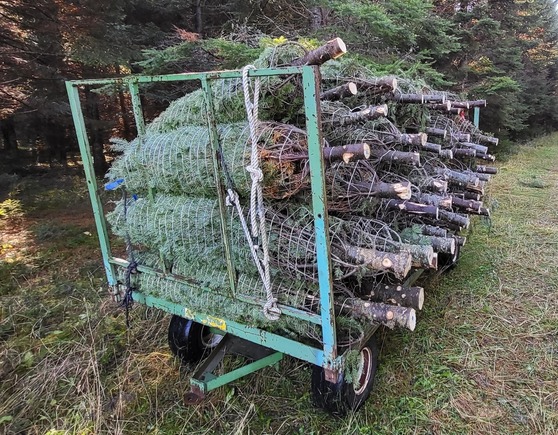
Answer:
xmin=245 ymin=164 xmax=263 ymax=182
xmin=263 ymin=298 xmax=282 ymax=321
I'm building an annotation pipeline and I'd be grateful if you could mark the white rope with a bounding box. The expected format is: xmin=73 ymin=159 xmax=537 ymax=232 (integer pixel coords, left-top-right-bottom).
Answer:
xmin=241 ymin=65 xmax=281 ymax=321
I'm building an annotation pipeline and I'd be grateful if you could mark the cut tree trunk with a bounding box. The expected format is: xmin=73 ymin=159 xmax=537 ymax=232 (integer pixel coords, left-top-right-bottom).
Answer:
xmin=450 ymin=196 xmax=482 ymax=212
xmin=453 ymin=132 xmax=471 ymax=142
xmin=467 ymin=100 xmax=487 ymax=108
xmin=350 ymin=180 xmax=412 ymax=200
xmin=425 ymin=127 xmax=447 ymax=139
xmin=384 ymin=199 xmax=439 ymax=219
xmin=400 ymin=233 xmax=456 ymax=255
xmin=429 ymin=102 xmax=452 ymax=111
xmin=476 ymin=165 xmax=498 ymax=174
xmin=369 ymin=148 xmax=421 ymax=166
xmin=320 ymin=82 xmax=358 ymax=101
xmin=361 ymin=282 xmax=424 ymax=310
xmin=453 ymin=148 xmax=477 ymax=158
xmin=422 ymin=142 xmax=442 ymax=153
xmin=398 ymin=133 xmax=427 ymax=146
xmin=419 ymin=225 xmax=447 ymax=238
xmin=439 ymin=149 xmax=454 ymax=160
xmin=291 ymin=37 xmax=347 ymax=66
xmin=323 ymin=143 xmax=370 ymax=163
xmin=439 ymin=210 xmax=470 ymax=229
xmin=345 ymin=299 xmax=416 ymax=331
xmin=461 ymin=142 xmax=489 ymax=154
xmin=399 ymin=243 xmax=437 ymax=269
xmin=332 ymin=104 xmax=388 ymax=126
xmin=343 ymin=246 xmax=412 ymax=280
xmin=438 ymin=168 xmax=480 ymax=187
xmin=414 ymin=193 xmax=452 ymax=209
xmin=425 ymin=178 xmax=448 ymax=193
xmin=476 ymin=153 xmax=496 ymax=162
xmin=476 ymin=134 xmax=499 ymax=146
xmin=450 ymin=101 xmax=470 ymax=109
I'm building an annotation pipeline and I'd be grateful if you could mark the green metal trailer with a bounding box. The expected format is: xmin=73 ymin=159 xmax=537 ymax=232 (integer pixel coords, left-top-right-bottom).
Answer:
xmin=66 ymin=66 xmax=399 ymax=414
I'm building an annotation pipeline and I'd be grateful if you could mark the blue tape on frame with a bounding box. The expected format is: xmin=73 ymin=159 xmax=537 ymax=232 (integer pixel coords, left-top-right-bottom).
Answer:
xmin=104 ymin=178 xmax=125 ymax=191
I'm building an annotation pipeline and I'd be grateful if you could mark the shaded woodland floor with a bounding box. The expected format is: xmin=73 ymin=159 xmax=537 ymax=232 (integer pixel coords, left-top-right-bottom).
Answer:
xmin=0 ymin=134 xmax=557 ymax=434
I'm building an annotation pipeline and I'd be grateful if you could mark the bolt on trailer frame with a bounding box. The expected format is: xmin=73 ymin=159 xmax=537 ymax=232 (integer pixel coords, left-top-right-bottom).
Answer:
xmin=66 ymin=66 xmax=380 ymax=399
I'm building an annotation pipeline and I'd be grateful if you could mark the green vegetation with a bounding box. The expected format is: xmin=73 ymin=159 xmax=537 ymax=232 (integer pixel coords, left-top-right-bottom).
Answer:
xmin=1 ymin=134 xmax=557 ymax=433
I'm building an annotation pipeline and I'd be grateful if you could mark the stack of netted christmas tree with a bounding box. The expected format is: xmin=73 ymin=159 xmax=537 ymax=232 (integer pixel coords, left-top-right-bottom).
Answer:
xmin=106 ymin=38 xmax=498 ymax=341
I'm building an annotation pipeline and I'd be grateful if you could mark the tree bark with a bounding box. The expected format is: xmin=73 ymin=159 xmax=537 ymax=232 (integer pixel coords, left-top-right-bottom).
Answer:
xmin=345 ymin=299 xmax=416 ymax=331
xmin=452 ymin=132 xmax=471 ymax=142
xmin=400 ymin=232 xmax=456 ymax=255
xmin=414 ymin=193 xmax=452 ymax=209
xmin=360 ymin=282 xmax=425 ymax=310
xmin=477 ymin=134 xmax=499 ymax=146
xmin=320 ymin=82 xmax=357 ymax=101
xmin=429 ymin=102 xmax=452 ymax=111
xmin=450 ymin=196 xmax=483 ymax=212
xmin=398 ymin=132 xmax=427 ymax=146
xmin=439 ymin=210 xmax=470 ymax=229
xmin=439 ymin=149 xmax=454 ymax=159
xmin=419 ymin=224 xmax=448 ymax=238
xmin=453 ymin=148 xmax=476 ymax=158
xmin=476 ymin=165 xmax=498 ymax=174
xmin=422 ymin=142 xmax=442 ymax=153
xmin=476 ymin=153 xmax=496 ymax=162
xmin=369 ymin=148 xmax=421 ymax=166
xmin=475 ymin=172 xmax=491 ymax=182
xmin=425 ymin=127 xmax=447 ymax=138
xmin=425 ymin=178 xmax=448 ymax=193
xmin=467 ymin=100 xmax=487 ymax=108
xmin=343 ymin=246 xmax=412 ymax=280
xmin=399 ymin=243 xmax=437 ymax=269
xmin=350 ymin=180 xmax=412 ymax=200
xmin=463 ymin=192 xmax=481 ymax=201
xmin=437 ymin=168 xmax=480 ymax=187
xmin=450 ymin=101 xmax=470 ymax=109
xmin=384 ymin=199 xmax=439 ymax=219
xmin=291 ymin=37 xmax=346 ymax=66
xmin=331 ymin=104 xmax=387 ymax=126
xmin=461 ymin=142 xmax=489 ymax=154
xmin=323 ymin=143 xmax=370 ymax=163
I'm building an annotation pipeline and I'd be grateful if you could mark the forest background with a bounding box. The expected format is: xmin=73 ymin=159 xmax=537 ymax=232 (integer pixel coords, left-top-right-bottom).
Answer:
xmin=1 ymin=0 xmax=558 ymax=175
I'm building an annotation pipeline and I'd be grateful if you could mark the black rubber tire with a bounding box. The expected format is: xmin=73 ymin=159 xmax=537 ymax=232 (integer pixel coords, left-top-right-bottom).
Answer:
xmin=311 ymin=336 xmax=379 ymax=416
xmin=167 ymin=315 xmax=222 ymax=365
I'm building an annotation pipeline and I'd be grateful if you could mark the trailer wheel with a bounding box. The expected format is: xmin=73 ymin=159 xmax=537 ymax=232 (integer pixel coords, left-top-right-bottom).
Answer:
xmin=168 ymin=315 xmax=222 ymax=365
xmin=311 ymin=336 xmax=379 ymax=416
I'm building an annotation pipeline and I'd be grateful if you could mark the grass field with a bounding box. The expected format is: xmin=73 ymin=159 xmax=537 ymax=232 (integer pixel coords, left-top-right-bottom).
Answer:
xmin=1 ymin=134 xmax=557 ymax=434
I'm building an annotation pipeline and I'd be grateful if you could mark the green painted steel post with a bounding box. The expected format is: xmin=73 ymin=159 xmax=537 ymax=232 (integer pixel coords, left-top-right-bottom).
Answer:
xmin=473 ymin=107 xmax=480 ymax=128
xmin=192 ymin=352 xmax=283 ymax=393
xmin=200 ymin=77 xmax=237 ymax=298
xmin=301 ymin=66 xmax=338 ymax=372
xmin=128 ymin=81 xmax=146 ymax=137
xmin=65 ymin=82 xmax=117 ymax=285
xmin=132 ymin=291 xmax=325 ymax=365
